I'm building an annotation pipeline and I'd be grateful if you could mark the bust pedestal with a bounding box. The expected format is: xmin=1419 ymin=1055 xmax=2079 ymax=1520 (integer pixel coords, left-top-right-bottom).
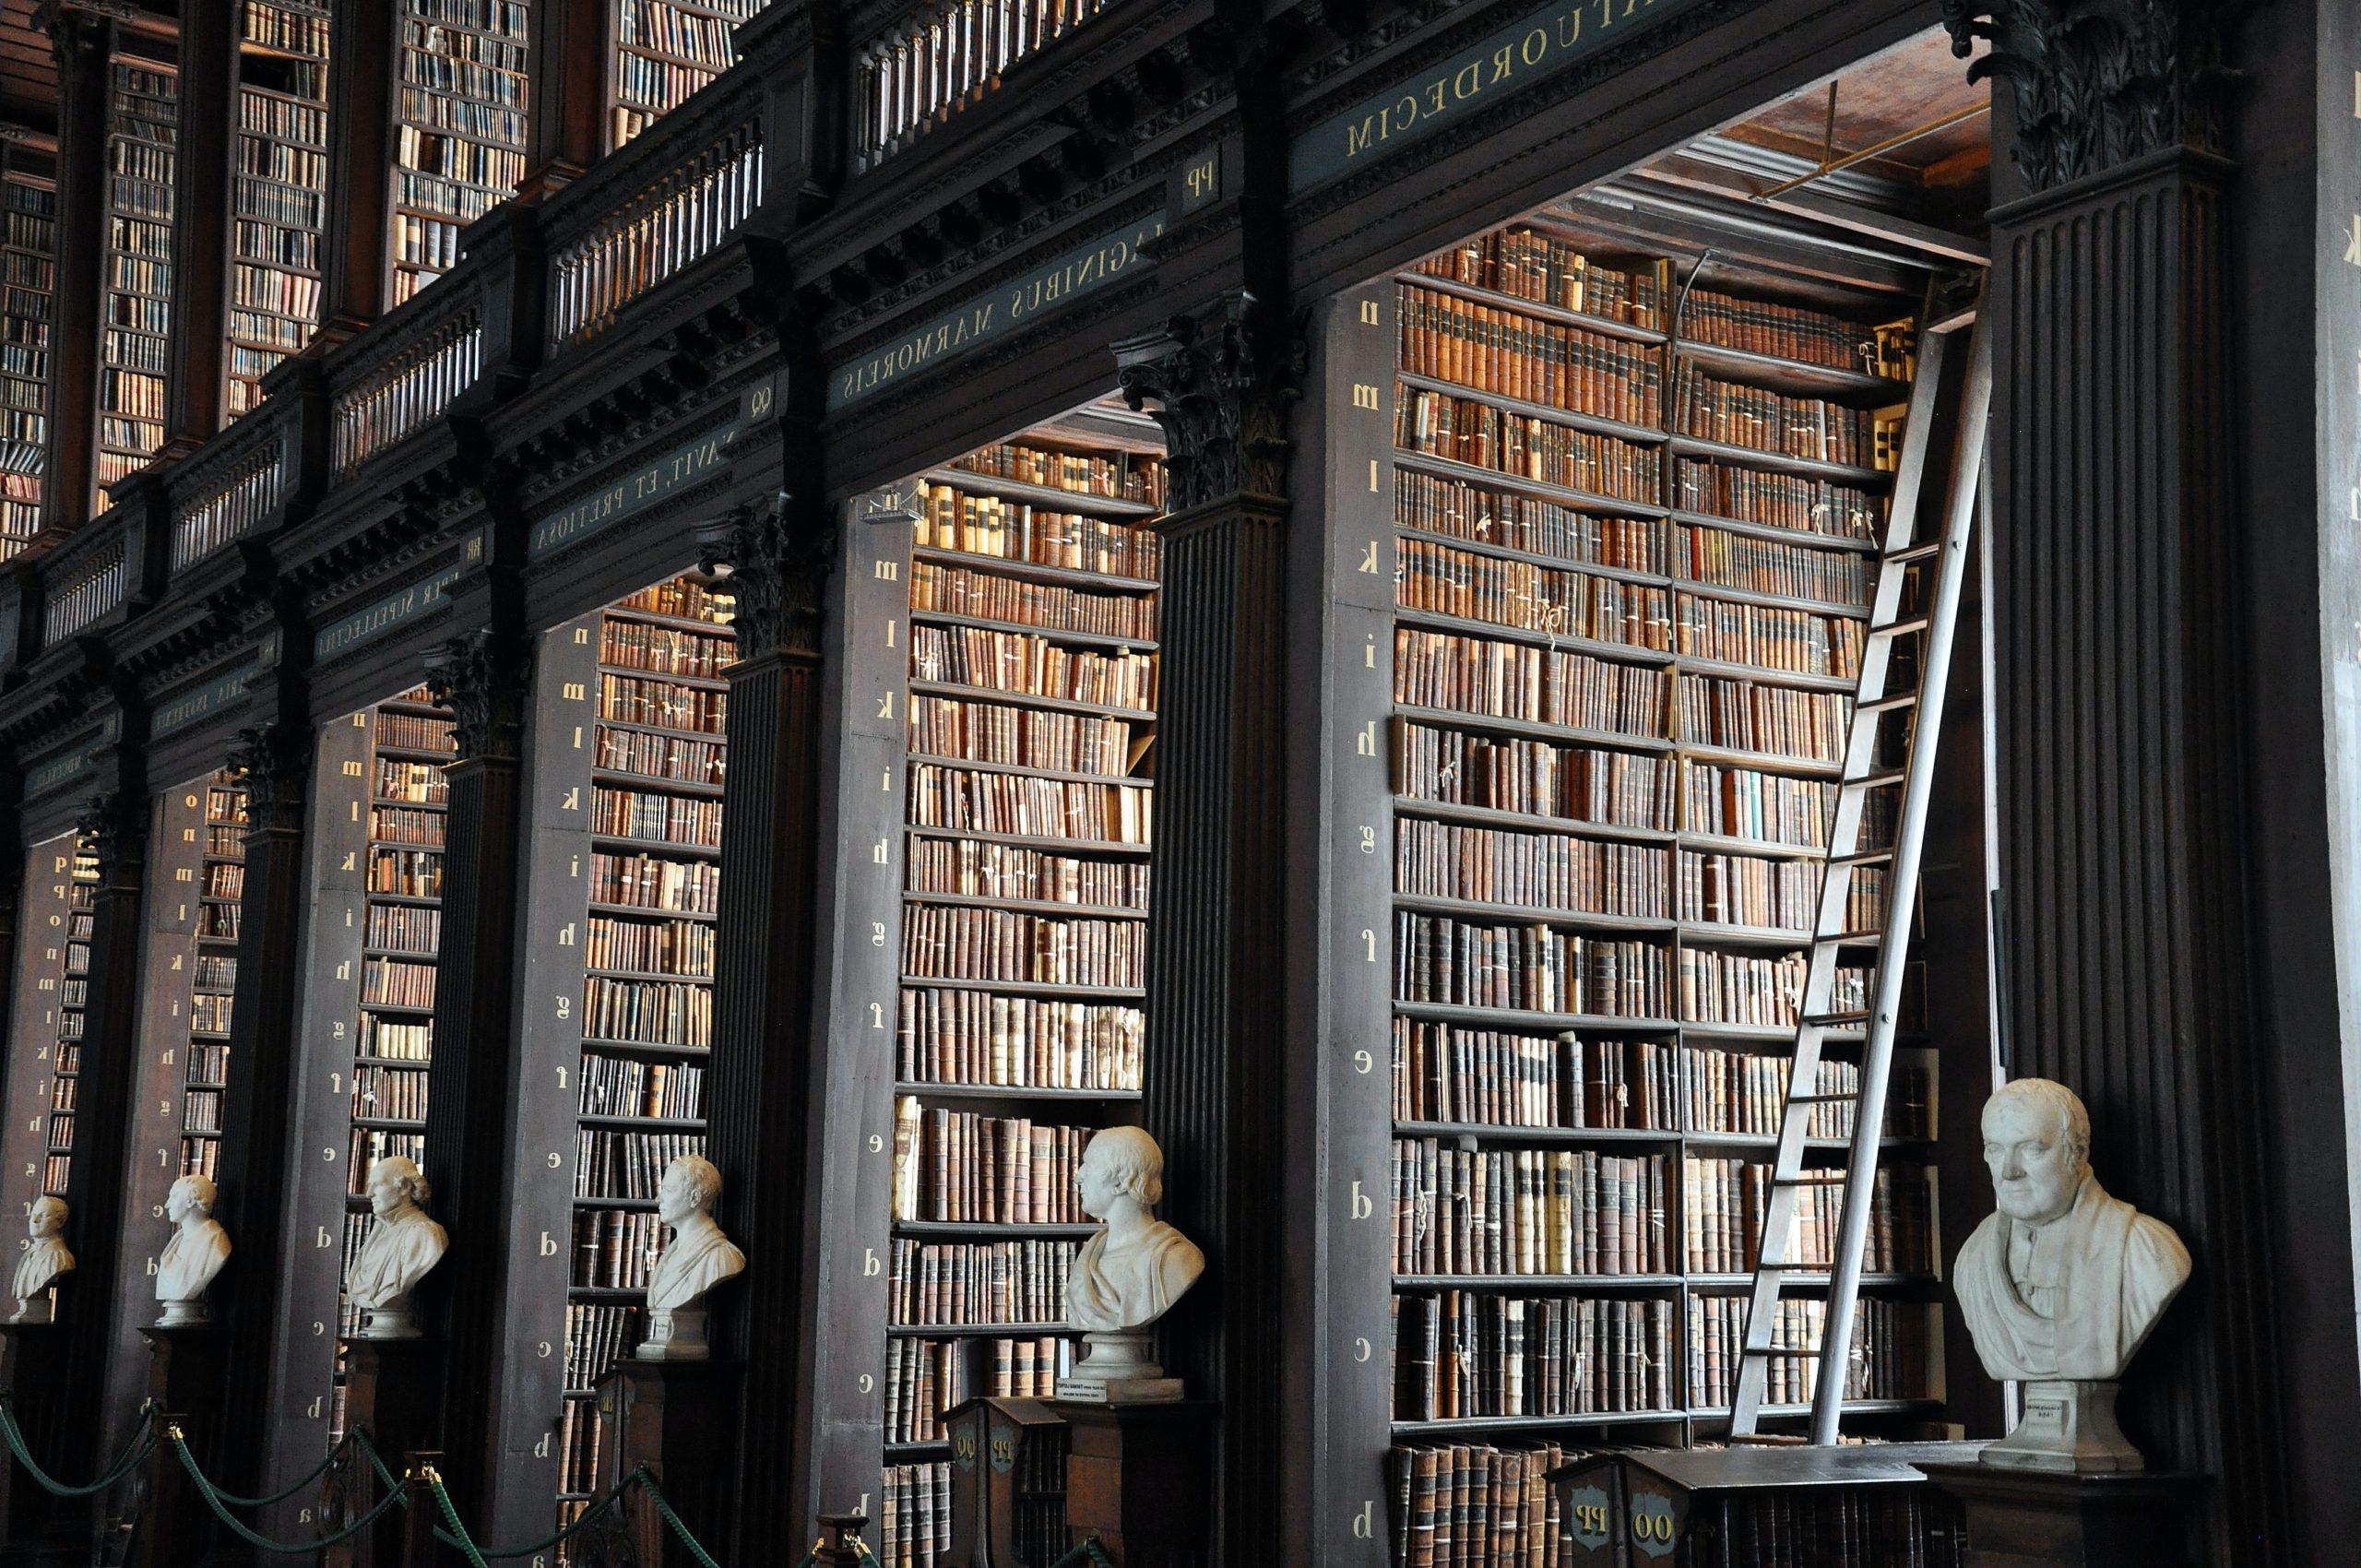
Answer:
xmin=592 ymin=1357 xmax=741 ymax=1565
xmin=129 ymin=1324 xmax=232 ymax=1568
xmin=341 ymin=1336 xmax=446 ymax=1568
xmin=0 ymin=1323 xmax=71 ymax=1565
xmin=1054 ymin=1332 xmax=1182 ymax=1405
xmin=1922 ymin=1461 xmax=2200 ymax=1568
xmin=1051 ymin=1398 xmax=1214 ymax=1568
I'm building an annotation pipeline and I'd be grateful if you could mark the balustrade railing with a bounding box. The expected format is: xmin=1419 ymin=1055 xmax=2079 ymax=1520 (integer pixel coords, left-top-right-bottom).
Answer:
xmin=547 ymin=114 xmax=764 ymax=350
xmin=330 ymin=293 xmax=485 ymax=477
xmin=42 ymin=531 xmax=126 ymax=643
xmin=171 ymin=431 xmax=287 ymax=569
xmin=855 ymin=0 xmax=1113 ymax=166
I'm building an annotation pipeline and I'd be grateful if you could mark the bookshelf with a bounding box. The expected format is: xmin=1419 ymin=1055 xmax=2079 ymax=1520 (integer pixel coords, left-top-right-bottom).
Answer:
xmin=1358 ymin=213 xmax=1946 ymax=1560
xmin=879 ymin=424 xmax=1166 ymax=1568
xmin=609 ymin=0 xmax=761 ymax=148
xmin=390 ymin=0 xmax=531 ymax=306
xmin=183 ymin=778 xmax=249 ymax=1180
xmin=228 ymin=0 xmax=332 ymax=415
xmin=96 ymin=54 xmax=176 ymax=500
xmin=40 ymin=841 xmax=100 ymax=1200
xmin=0 ymin=170 xmax=54 ymax=553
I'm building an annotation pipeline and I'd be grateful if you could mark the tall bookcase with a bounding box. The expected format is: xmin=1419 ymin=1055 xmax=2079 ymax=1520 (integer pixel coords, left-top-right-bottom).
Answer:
xmin=96 ymin=54 xmax=176 ymax=499
xmin=390 ymin=0 xmax=531 ymax=306
xmin=876 ymin=420 xmax=1166 ymax=1566
xmin=609 ymin=0 xmax=759 ymax=148
xmin=41 ymin=841 xmax=100 ymax=1199
xmin=0 ymin=167 xmax=54 ymax=552
xmin=229 ymin=0 xmax=332 ymax=415
xmin=1312 ymin=208 xmax=1951 ymax=1566
xmin=184 ymin=777 xmax=249 ymax=1179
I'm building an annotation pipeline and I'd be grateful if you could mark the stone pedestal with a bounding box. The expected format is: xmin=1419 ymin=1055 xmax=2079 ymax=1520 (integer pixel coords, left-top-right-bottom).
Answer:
xmin=1922 ymin=1461 xmax=2200 ymax=1568
xmin=0 ymin=1323 xmax=72 ymax=1565
xmin=129 ymin=1325 xmax=231 ymax=1568
xmin=340 ymin=1337 xmax=446 ymax=1568
xmin=593 ymin=1358 xmax=741 ymax=1565
xmin=1052 ymin=1399 xmax=1214 ymax=1568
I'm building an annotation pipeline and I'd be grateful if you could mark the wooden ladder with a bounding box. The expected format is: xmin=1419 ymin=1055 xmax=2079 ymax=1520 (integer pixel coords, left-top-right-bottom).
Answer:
xmin=1726 ymin=294 xmax=1993 ymax=1443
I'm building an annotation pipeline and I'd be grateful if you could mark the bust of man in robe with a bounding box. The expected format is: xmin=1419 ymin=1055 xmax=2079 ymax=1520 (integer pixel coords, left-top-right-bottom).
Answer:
xmin=645 ymin=1155 xmax=744 ymax=1314
xmin=155 ymin=1175 xmax=231 ymax=1325
xmin=347 ymin=1156 xmax=447 ymax=1337
xmin=1063 ymin=1127 xmax=1204 ymax=1334
xmin=1955 ymin=1078 xmax=2191 ymax=1383
xmin=11 ymin=1195 xmax=73 ymax=1324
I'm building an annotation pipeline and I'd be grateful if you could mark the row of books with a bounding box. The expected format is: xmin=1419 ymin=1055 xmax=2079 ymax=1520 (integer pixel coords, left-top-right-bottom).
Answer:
xmin=1681 ymin=1159 xmax=1933 ymax=1274
xmin=858 ymin=0 xmax=1110 ymax=157
xmin=1398 ymin=537 xmax=1672 ymax=650
xmin=1677 ymin=522 xmax=1873 ymax=607
xmin=1679 ymin=288 xmax=1907 ymax=376
xmin=362 ymin=1016 xmax=434 ymax=1060
xmin=186 ymin=1039 xmax=231 ymax=1078
xmin=573 ymin=1207 xmax=665 ymax=1289
xmin=565 ymin=1302 xmax=643 ymax=1392
xmin=876 ymin=1463 xmax=952 ymax=1568
xmin=1393 ymin=913 xmax=1673 ymax=1017
xmin=916 ymin=486 xmax=1162 ymax=578
xmin=366 ymin=904 xmax=442 ymax=954
xmin=1394 ymin=629 xmax=1669 ymax=741
xmin=1399 ymin=287 xmax=1665 ymax=427
xmin=1388 ymin=1441 xmax=1576 ymax=1568
xmin=908 ymin=695 xmax=1142 ymax=778
xmin=376 ymin=710 xmax=455 ymax=751
xmin=602 ymin=671 xmax=728 ymax=733
xmin=597 ymin=725 xmax=727 ymax=786
xmin=229 ymin=262 xmax=321 ymax=320
xmin=373 ymin=805 xmax=444 ymax=847
xmin=1677 ymin=677 xmax=1851 ymax=764
xmin=1394 ymin=721 xmax=1672 ymax=827
xmin=183 ymin=1090 xmax=223 ymax=1133
xmin=362 ymin=957 xmax=436 ymax=1009
xmin=1687 ymin=1052 xmax=1930 ymax=1141
xmin=1671 ymin=367 xmax=1885 ymax=469
xmin=1678 ymin=851 xmax=1886 ymax=933
xmin=591 ymin=788 xmax=724 ymax=849
xmin=585 ymin=914 xmax=714 ymax=977
xmin=1393 ymin=1024 xmax=1679 ymax=1130
xmin=352 ymin=1066 xmax=429 ymax=1122
xmin=896 ymin=989 xmax=1144 ymax=1091
xmin=615 ymin=0 xmax=751 ymax=65
xmin=910 ymin=624 xmax=1156 ymax=709
xmin=577 ymin=1052 xmax=705 ymax=1120
xmin=620 ymin=578 xmax=732 ymax=623
xmin=558 ymin=1401 xmax=603 ymax=1496
xmin=1412 ymin=231 xmax=1667 ymax=327
xmin=1398 ymin=470 xmax=1662 ymax=574
xmin=884 ymin=1335 xmax=1072 ymax=1443
xmin=599 ymin=619 xmax=735 ymax=679
xmin=889 ymin=1239 xmax=1074 ymax=1326
xmin=907 ymin=838 xmax=1150 ymax=910
xmin=1395 ymin=819 xmax=1670 ymax=919
xmin=349 ymin=1129 xmax=425 ymax=1191
xmin=199 ymin=903 xmax=243 ymax=940
xmin=1686 ymin=1294 xmax=1927 ymax=1408
xmin=1398 ymin=390 xmax=1661 ymax=505
xmin=1674 ymin=457 xmax=1881 ymax=541
xmin=190 ymin=993 xmax=233 ymax=1033
xmin=888 ymin=1099 xmax=1095 ymax=1224
xmin=580 ymin=975 xmax=713 ymax=1048
xmin=907 ymin=764 xmax=1152 ymax=846
xmin=954 ymin=442 xmax=1161 ymax=505
xmin=1676 ymin=598 xmax=1862 ymax=680
xmin=900 ymin=906 xmax=1145 ymax=987
xmin=910 ymin=560 xmax=1159 ymax=639
xmin=589 ymin=851 xmax=720 ymax=914
xmin=1679 ymin=950 xmax=1866 ymax=1029
xmin=1392 ymin=1140 xmax=1670 ymax=1277
xmin=0 ymin=177 xmax=49 ymax=529
xmin=1393 ymin=1291 xmax=1675 ymax=1420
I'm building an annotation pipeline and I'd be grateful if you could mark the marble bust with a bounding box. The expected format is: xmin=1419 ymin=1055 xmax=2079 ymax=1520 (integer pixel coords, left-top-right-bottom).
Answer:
xmin=1056 ymin=1127 xmax=1204 ymax=1404
xmin=155 ymin=1175 xmax=231 ymax=1327
xmin=346 ymin=1157 xmax=447 ymax=1338
xmin=11 ymin=1196 xmax=73 ymax=1324
xmin=1955 ymin=1077 xmax=2192 ymax=1471
xmin=636 ymin=1155 xmax=745 ymax=1361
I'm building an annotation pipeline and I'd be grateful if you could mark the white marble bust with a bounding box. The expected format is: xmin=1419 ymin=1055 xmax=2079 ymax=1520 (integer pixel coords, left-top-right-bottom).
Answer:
xmin=1956 ymin=1078 xmax=2192 ymax=1471
xmin=346 ymin=1156 xmax=447 ymax=1338
xmin=11 ymin=1196 xmax=73 ymax=1324
xmin=636 ymin=1155 xmax=745 ymax=1361
xmin=1065 ymin=1127 xmax=1204 ymax=1334
xmin=154 ymin=1175 xmax=231 ymax=1327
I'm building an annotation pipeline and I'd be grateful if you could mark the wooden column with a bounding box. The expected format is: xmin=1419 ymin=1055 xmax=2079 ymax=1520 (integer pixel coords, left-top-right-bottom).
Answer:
xmin=52 ymin=785 xmax=152 ymax=1479
xmin=418 ymin=624 xmax=534 ymax=1526
xmin=694 ymin=484 xmax=859 ymax=1554
xmin=40 ymin=9 xmax=110 ymax=530
xmin=1949 ymin=2 xmax=2286 ymax=1562
xmin=314 ymin=0 xmax=397 ymax=344
xmin=1110 ymin=292 xmax=1299 ymax=1567
xmin=208 ymin=717 xmax=317 ymax=1499
xmin=160 ymin=0 xmax=235 ymax=454
xmin=517 ymin=0 xmax=608 ymax=200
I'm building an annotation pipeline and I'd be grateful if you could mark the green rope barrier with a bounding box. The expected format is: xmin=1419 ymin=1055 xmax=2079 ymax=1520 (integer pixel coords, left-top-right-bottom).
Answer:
xmin=638 ymin=1468 xmax=726 ymax=1568
xmin=350 ymin=1426 xmax=405 ymax=1499
xmin=427 ymin=1468 xmax=495 ymax=1568
xmin=191 ymin=1429 xmax=361 ymax=1509
xmin=428 ymin=1467 xmax=638 ymax=1561
xmin=0 ymin=1396 xmax=156 ymax=1498
xmin=168 ymin=1427 xmax=408 ymax=1553
xmin=1045 ymin=1540 xmax=1118 ymax=1568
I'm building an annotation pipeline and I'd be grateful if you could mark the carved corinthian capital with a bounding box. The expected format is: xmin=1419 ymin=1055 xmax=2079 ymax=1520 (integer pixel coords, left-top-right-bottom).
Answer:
xmin=1941 ymin=0 xmax=2234 ymax=193
xmin=75 ymin=789 xmax=146 ymax=879
xmin=693 ymin=491 xmax=838 ymax=659
xmin=1114 ymin=292 xmax=1304 ymax=515
xmin=422 ymin=630 xmax=533 ymax=764
xmin=227 ymin=721 xmax=314 ymax=832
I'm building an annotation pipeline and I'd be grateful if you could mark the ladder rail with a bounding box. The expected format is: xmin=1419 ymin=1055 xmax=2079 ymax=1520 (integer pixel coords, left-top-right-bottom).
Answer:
xmin=1806 ymin=306 xmax=1993 ymax=1443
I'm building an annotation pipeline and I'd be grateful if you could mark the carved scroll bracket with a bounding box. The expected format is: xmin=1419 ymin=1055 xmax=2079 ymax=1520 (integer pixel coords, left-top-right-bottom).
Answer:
xmin=1114 ymin=291 xmax=1306 ymax=515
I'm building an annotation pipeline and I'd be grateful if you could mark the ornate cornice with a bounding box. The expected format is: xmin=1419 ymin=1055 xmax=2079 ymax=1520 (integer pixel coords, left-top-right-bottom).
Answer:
xmin=421 ymin=630 xmax=534 ymax=765
xmin=226 ymin=720 xmax=314 ymax=832
xmin=694 ymin=491 xmax=839 ymax=659
xmin=1940 ymin=0 xmax=2234 ymax=194
xmin=1114 ymin=291 xmax=1304 ymax=513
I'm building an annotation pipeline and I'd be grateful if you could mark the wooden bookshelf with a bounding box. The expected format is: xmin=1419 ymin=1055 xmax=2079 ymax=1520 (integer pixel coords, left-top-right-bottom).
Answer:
xmin=182 ymin=778 xmax=248 ymax=1177
xmin=389 ymin=0 xmax=530 ymax=306
xmin=608 ymin=0 xmax=761 ymax=148
xmin=95 ymin=55 xmax=175 ymax=500
xmin=228 ymin=0 xmax=331 ymax=414
xmin=0 ymin=169 xmax=53 ymax=553
xmin=38 ymin=842 xmax=100 ymax=1200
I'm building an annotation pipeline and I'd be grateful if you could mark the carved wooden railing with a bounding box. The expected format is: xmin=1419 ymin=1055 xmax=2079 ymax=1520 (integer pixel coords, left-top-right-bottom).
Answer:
xmin=168 ymin=411 xmax=290 ymax=571
xmin=40 ymin=516 xmax=129 ymax=644
xmin=327 ymin=273 xmax=487 ymax=478
xmin=544 ymin=96 xmax=765 ymax=352
xmin=852 ymin=0 xmax=1114 ymax=167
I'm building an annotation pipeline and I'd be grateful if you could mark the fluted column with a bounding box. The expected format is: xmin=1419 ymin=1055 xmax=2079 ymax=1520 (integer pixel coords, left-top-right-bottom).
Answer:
xmin=1111 ymin=292 xmax=1301 ymax=1565
xmin=418 ymin=627 xmax=533 ymax=1525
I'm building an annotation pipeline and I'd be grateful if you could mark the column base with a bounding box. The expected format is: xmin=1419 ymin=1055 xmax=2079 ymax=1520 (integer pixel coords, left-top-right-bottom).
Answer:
xmin=1050 ymin=1399 xmax=1215 ymax=1568
xmin=595 ymin=1357 xmax=741 ymax=1566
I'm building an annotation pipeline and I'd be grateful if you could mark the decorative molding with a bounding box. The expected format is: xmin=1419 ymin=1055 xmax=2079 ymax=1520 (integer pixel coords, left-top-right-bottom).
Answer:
xmin=226 ymin=720 xmax=314 ymax=831
xmin=1940 ymin=0 xmax=2234 ymax=193
xmin=422 ymin=629 xmax=534 ymax=764
xmin=75 ymin=788 xmax=145 ymax=876
xmin=1114 ymin=291 xmax=1305 ymax=512
xmin=694 ymin=490 xmax=839 ymax=659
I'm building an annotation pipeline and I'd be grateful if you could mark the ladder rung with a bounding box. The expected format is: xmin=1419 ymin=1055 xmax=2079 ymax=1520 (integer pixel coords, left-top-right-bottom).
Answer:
xmin=1845 ymin=769 xmax=1905 ymax=791
xmin=1774 ymin=1173 xmax=1850 ymax=1187
xmin=1833 ymin=849 xmax=1894 ymax=868
xmin=1802 ymin=1010 xmax=1870 ymax=1028
xmin=1887 ymin=540 xmax=1943 ymax=565
xmin=1868 ymin=616 xmax=1929 ymax=640
xmin=1857 ymin=693 xmax=1917 ymax=718
xmin=1786 ymin=1094 xmax=1859 ymax=1106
